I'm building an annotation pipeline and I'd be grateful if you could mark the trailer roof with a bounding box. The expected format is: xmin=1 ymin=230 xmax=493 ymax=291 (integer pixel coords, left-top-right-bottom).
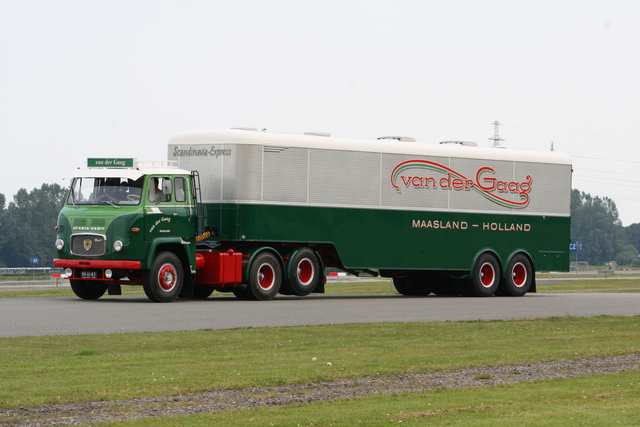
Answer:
xmin=169 ymin=129 xmax=572 ymax=166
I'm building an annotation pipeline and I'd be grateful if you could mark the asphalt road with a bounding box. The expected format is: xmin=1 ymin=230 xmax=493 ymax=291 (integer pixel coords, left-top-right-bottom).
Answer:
xmin=2 ymin=292 xmax=640 ymax=337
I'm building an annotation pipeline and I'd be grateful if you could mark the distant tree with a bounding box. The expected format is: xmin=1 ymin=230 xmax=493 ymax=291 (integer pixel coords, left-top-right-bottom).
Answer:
xmin=0 ymin=184 xmax=67 ymax=267
xmin=570 ymin=189 xmax=626 ymax=266
xmin=615 ymin=244 xmax=638 ymax=266
xmin=625 ymin=223 xmax=640 ymax=253
xmin=0 ymin=193 xmax=6 ymax=268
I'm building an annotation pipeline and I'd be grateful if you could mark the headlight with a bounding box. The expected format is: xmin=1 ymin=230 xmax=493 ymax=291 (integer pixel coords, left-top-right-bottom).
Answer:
xmin=113 ymin=240 xmax=123 ymax=252
xmin=105 ymin=269 xmax=113 ymax=279
xmin=55 ymin=239 xmax=64 ymax=251
xmin=65 ymin=268 xmax=72 ymax=277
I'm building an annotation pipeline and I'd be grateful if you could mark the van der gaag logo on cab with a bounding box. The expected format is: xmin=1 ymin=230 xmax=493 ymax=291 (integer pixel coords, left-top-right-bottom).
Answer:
xmin=390 ymin=160 xmax=532 ymax=208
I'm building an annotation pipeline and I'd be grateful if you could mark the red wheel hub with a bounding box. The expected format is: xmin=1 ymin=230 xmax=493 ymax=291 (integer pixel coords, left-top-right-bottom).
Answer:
xmin=512 ymin=262 xmax=527 ymax=287
xmin=258 ymin=263 xmax=275 ymax=290
xmin=297 ymin=258 xmax=314 ymax=285
xmin=479 ymin=262 xmax=495 ymax=288
xmin=158 ymin=264 xmax=177 ymax=291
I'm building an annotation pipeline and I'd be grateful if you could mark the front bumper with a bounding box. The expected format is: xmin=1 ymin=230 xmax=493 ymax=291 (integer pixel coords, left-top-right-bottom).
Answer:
xmin=53 ymin=259 xmax=141 ymax=269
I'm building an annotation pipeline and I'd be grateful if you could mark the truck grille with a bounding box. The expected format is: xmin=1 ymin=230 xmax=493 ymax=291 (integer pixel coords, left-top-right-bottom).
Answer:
xmin=70 ymin=234 xmax=107 ymax=257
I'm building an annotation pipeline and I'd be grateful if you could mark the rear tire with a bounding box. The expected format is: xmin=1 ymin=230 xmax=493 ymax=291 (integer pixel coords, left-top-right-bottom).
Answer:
xmin=246 ymin=252 xmax=282 ymax=301
xmin=70 ymin=279 xmax=108 ymax=300
xmin=286 ymin=248 xmax=321 ymax=296
xmin=502 ymin=254 xmax=532 ymax=296
xmin=469 ymin=253 xmax=500 ymax=297
xmin=143 ymin=252 xmax=184 ymax=302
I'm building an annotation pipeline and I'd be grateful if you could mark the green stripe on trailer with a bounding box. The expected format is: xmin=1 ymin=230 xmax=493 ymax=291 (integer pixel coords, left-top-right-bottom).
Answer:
xmin=205 ymin=203 xmax=569 ymax=273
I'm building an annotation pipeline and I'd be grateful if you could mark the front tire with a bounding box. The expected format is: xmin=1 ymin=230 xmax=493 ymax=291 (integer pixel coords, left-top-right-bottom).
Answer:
xmin=143 ymin=252 xmax=184 ymax=302
xmin=70 ymin=279 xmax=108 ymax=300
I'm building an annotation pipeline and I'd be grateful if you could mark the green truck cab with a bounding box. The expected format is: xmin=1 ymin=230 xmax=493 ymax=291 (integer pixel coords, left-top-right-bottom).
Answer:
xmin=54 ymin=159 xmax=202 ymax=302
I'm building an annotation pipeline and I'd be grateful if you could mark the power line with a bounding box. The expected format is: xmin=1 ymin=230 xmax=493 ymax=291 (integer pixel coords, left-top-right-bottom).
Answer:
xmin=573 ymin=176 xmax=640 ymax=189
xmin=572 ymin=155 xmax=640 ymax=164
xmin=578 ymin=168 xmax=640 ymax=178
xmin=502 ymin=125 xmax=640 ymax=141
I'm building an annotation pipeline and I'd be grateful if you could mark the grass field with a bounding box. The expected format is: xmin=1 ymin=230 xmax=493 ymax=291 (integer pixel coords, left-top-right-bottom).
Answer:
xmin=2 ymin=316 xmax=640 ymax=425
xmin=1 ymin=277 xmax=640 ymax=425
xmin=101 ymin=371 xmax=640 ymax=426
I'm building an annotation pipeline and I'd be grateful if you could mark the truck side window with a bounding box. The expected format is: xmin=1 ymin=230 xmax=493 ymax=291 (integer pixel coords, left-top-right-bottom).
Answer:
xmin=175 ymin=177 xmax=185 ymax=202
xmin=148 ymin=177 xmax=172 ymax=203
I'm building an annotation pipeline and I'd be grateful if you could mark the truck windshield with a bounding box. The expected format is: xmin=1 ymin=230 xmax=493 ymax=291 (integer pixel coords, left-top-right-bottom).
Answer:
xmin=68 ymin=177 xmax=144 ymax=206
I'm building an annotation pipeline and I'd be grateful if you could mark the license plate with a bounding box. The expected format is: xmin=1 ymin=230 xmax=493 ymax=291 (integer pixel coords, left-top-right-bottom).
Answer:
xmin=80 ymin=270 xmax=98 ymax=279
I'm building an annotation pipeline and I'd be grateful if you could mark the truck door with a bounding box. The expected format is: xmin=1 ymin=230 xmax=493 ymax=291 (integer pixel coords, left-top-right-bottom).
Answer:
xmin=144 ymin=176 xmax=194 ymax=241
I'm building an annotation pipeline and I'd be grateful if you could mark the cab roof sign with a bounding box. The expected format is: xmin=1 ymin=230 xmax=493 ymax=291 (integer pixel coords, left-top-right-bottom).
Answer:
xmin=88 ymin=158 xmax=135 ymax=168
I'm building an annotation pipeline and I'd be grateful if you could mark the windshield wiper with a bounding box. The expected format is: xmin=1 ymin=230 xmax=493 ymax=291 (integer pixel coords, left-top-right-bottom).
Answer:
xmin=101 ymin=201 xmax=121 ymax=209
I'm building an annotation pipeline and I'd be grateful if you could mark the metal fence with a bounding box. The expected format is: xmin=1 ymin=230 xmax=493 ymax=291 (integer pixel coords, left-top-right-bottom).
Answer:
xmin=0 ymin=267 xmax=63 ymax=275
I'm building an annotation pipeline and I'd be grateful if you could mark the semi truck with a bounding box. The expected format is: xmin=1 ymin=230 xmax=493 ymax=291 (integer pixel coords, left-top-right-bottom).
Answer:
xmin=53 ymin=128 xmax=572 ymax=302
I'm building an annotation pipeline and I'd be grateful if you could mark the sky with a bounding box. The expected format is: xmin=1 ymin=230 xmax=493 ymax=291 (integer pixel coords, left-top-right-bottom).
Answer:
xmin=1 ymin=0 xmax=639 ymax=225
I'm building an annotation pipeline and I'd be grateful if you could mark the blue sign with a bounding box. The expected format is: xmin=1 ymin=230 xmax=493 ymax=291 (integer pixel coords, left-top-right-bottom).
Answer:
xmin=569 ymin=242 xmax=583 ymax=252
xmin=30 ymin=257 xmax=39 ymax=265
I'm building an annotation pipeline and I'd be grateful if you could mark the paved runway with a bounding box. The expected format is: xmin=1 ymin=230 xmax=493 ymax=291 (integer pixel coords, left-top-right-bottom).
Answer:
xmin=2 ymin=292 xmax=640 ymax=337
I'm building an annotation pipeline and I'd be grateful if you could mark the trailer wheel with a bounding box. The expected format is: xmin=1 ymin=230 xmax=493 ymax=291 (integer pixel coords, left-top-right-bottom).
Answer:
xmin=143 ymin=252 xmax=184 ymax=302
xmin=431 ymin=277 xmax=465 ymax=296
xmin=392 ymin=276 xmax=410 ymax=295
xmin=70 ymin=279 xmax=108 ymax=300
xmin=247 ymin=252 xmax=282 ymax=300
xmin=392 ymin=273 xmax=432 ymax=296
xmin=503 ymin=254 xmax=532 ymax=296
xmin=469 ymin=253 xmax=500 ymax=297
xmin=287 ymin=248 xmax=320 ymax=296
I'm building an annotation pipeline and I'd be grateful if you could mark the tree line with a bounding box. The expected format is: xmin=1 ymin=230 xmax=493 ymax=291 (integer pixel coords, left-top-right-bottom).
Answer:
xmin=571 ymin=189 xmax=640 ymax=268
xmin=0 ymin=184 xmax=638 ymax=269
xmin=0 ymin=184 xmax=67 ymax=268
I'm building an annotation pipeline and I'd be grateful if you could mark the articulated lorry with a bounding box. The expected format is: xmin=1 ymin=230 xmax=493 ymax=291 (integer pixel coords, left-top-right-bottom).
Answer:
xmin=54 ymin=129 xmax=572 ymax=302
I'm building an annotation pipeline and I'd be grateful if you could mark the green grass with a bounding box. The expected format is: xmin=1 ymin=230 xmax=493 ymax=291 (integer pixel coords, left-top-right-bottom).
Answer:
xmin=97 ymin=371 xmax=640 ymax=426
xmin=324 ymin=278 xmax=396 ymax=295
xmin=0 ymin=286 xmax=147 ymax=298
xmin=536 ymin=278 xmax=640 ymax=292
xmin=1 ymin=315 xmax=639 ymax=410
